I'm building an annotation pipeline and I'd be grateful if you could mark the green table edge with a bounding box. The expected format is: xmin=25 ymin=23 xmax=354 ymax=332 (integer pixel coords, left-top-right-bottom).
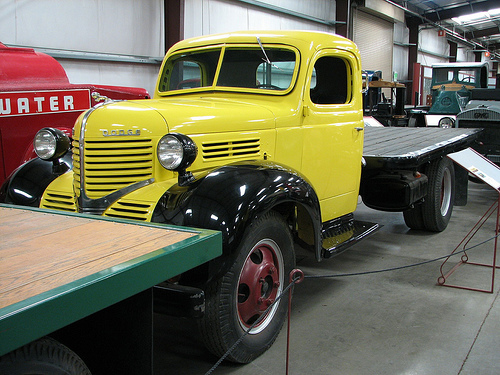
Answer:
xmin=0 ymin=204 xmax=222 ymax=356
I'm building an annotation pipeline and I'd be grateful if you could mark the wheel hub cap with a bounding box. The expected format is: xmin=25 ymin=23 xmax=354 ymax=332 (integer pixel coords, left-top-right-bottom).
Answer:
xmin=237 ymin=240 xmax=282 ymax=333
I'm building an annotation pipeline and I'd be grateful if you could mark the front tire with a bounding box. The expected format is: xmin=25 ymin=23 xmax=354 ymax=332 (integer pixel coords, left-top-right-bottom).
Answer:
xmin=199 ymin=211 xmax=295 ymax=363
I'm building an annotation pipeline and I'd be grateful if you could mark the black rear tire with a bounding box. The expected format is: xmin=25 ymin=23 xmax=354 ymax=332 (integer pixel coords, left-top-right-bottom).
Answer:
xmin=199 ymin=211 xmax=295 ymax=363
xmin=422 ymin=158 xmax=455 ymax=232
xmin=403 ymin=204 xmax=425 ymax=230
xmin=0 ymin=337 xmax=91 ymax=375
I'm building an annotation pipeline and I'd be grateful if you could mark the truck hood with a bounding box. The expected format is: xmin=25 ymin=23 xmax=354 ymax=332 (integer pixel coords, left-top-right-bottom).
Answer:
xmin=464 ymin=100 xmax=500 ymax=113
xmin=136 ymin=96 xmax=276 ymax=134
xmin=429 ymin=87 xmax=469 ymax=115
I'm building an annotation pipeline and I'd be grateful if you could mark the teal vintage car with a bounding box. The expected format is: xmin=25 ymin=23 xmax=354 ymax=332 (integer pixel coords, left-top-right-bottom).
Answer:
xmin=410 ymin=62 xmax=489 ymax=127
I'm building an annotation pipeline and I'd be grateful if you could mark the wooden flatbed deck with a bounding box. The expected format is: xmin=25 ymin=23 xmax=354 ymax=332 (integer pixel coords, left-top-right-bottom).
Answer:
xmin=0 ymin=205 xmax=221 ymax=358
xmin=363 ymin=127 xmax=482 ymax=169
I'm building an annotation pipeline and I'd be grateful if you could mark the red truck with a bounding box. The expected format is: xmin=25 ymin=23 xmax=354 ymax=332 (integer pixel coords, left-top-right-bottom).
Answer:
xmin=0 ymin=43 xmax=150 ymax=186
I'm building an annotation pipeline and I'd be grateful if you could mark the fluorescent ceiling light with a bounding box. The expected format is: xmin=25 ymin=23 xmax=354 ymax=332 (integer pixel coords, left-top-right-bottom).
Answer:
xmin=451 ymin=8 xmax=500 ymax=25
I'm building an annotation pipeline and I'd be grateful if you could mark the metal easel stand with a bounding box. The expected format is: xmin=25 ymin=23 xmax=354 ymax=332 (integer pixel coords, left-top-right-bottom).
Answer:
xmin=438 ymin=147 xmax=500 ymax=293
xmin=437 ymin=195 xmax=500 ymax=293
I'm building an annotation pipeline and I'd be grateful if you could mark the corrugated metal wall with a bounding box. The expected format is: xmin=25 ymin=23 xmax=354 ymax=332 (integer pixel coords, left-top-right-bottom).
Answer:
xmin=2 ymin=0 xmax=478 ymax=97
xmin=183 ymin=0 xmax=336 ymax=38
xmin=1 ymin=0 xmax=164 ymax=94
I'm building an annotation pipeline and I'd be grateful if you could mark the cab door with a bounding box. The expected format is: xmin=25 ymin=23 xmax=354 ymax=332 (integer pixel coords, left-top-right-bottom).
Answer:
xmin=301 ymin=49 xmax=364 ymax=222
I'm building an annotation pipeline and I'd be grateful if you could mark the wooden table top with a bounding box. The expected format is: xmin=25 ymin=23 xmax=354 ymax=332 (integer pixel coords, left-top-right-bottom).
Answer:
xmin=0 ymin=206 xmax=195 ymax=310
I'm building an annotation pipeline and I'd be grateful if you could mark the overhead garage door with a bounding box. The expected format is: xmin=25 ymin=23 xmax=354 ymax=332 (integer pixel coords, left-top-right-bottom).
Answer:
xmin=353 ymin=10 xmax=394 ymax=81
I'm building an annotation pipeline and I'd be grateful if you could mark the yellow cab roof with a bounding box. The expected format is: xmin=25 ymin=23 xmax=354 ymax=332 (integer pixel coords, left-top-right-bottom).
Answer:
xmin=167 ymin=30 xmax=360 ymax=57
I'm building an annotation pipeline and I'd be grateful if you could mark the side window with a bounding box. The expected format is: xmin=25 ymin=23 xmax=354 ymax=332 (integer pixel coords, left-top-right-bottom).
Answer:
xmin=310 ymin=56 xmax=349 ymax=105
xmin=169 ymin=61 xmax=202 ymax=90
xmin=158 ymin=49 xmax=220 ymax=92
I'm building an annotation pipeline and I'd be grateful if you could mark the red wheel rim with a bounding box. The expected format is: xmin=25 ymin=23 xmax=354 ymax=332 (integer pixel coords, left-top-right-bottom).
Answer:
xmin=237 ymin=239 xmax=284 ymax=334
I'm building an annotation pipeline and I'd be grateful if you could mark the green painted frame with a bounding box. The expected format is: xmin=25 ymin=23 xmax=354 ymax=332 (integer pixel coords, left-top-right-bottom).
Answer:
xmin=0 ymin=204 xmax=222 ymax=357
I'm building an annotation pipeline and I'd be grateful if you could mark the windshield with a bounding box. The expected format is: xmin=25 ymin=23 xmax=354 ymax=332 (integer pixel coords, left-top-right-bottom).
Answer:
xmin=158 ymin=45 xmax=297 ymax=93
xmin=432 ymin=67 xmax=481 ymax=86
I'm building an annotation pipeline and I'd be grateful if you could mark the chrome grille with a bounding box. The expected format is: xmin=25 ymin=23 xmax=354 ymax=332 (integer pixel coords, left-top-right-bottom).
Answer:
xmin=73 ymin=138 xmax=154 ymax=199
xmin=202 ymin=139 xmax=260 ymax=160
xmin=458 ymin=109 xmax=500 ymax=122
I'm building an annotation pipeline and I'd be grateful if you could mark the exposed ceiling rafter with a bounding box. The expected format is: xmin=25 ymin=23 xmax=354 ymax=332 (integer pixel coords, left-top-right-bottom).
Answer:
xmin=421 ymin=0 xmax=498 ymax=23
xmin=389 ymin=0 xmax=500 ymax=59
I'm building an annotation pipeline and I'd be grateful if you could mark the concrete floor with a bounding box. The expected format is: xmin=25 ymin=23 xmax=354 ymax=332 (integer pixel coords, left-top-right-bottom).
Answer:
xmin=153 ymin=182 xmax=500 ymax=375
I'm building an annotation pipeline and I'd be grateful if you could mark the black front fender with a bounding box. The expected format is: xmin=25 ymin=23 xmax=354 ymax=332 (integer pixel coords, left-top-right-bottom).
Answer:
xmin=153 ymin=161 xmax=322 ymax=257
xmin=0 ymin=154 xmax=72 ymax=207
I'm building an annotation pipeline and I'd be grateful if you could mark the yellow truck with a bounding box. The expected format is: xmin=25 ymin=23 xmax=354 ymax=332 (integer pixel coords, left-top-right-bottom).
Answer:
xmin=1 ymin=31 xmax=480 ymax=364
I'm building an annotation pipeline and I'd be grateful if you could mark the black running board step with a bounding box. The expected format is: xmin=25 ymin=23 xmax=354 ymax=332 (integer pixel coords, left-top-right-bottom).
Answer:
xmin=321 ymin=220 xmax=380 ymax=259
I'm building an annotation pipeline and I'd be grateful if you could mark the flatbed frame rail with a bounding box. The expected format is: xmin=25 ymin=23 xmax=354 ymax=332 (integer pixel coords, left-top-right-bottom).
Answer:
xmin=0 ymin=204 xmax=222 ymax=360
xmin=363 ymin=127 xmax=482 ymax=169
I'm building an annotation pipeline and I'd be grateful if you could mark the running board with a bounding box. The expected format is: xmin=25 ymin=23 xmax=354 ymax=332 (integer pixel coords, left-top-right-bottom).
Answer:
xmin=321 ymin=220 xmax=380 ymax=259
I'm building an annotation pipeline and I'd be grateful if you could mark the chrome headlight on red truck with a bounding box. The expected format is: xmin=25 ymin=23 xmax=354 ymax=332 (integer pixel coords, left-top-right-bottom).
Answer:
xmin=34 ymin=127 xmax=70 ymax=161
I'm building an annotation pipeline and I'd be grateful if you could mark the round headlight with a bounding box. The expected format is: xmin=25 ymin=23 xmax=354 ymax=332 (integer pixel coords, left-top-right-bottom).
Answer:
xmin=157 ymin=133 xmax=197 ymax=171
xmin=34 ymin=128 xmax=71 ymax=161
xmin=158 ymin=135 xmax=184 ymax=170
xmin=438 ymin=117 xmax=455 ymax=128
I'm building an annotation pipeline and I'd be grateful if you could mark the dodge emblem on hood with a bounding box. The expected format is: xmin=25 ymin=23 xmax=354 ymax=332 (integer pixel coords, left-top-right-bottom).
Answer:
xmin=102 ymin=129 xmax=141 ymax=137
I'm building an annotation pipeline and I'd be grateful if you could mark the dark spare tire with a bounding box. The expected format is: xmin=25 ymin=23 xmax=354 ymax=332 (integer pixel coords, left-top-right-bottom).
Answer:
xmin=403 ymin=203 xmax=425 ymax=230
xmin=0 ymin=337 xmax=91 ymax=375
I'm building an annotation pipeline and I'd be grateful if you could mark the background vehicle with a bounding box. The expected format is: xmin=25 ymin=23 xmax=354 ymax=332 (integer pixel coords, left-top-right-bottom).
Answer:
xmin=409 ymin=62 xmax=489 ymax=128
xmin=455 ymin=88 xmax=500 ymax=162
xmin=363 ymin=73 xmax=407 ymax=127
xmin=0 ymin=31 xmax=480 ymax=364
xmin=0 ymin=43 xmax=150 ymax=185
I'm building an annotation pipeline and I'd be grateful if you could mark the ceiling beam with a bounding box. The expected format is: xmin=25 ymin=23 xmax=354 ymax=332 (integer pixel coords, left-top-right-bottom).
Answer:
xmin=483 ymin=41 xmax=500 ymax=50
xmin=465 ymin=26 xmax=500 ymax=39
xmin=419 ymin=0 xmax=499 ymax=22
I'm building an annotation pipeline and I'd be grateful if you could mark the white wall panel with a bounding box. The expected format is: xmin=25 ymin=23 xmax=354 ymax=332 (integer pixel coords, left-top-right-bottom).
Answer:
xmin=1 ymin=0 xmax=163 ymax=94
xmin=456 ymin=43 xmax=475 ymax=62
xmin=0 ymin=0 xmax=16 ymax=41
xmin=208 ymin=0 xmax=249 ymax=34
xmin=2 ymin=0 xmax=163 ymax=56
xmin=183 ymin=0 xmax=335 ymax=39
xmin=418 ymin=28 xmax=448 ymax=65
xmin=58 ymin=60 xmax=160 ymax=96
xmin=263 ymin=0 xmax=335 ymax=20
xmin=456 ymin=47 xmax=469 ymax=62
xmin=393 ymin=22 xmax=409 ymax=81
